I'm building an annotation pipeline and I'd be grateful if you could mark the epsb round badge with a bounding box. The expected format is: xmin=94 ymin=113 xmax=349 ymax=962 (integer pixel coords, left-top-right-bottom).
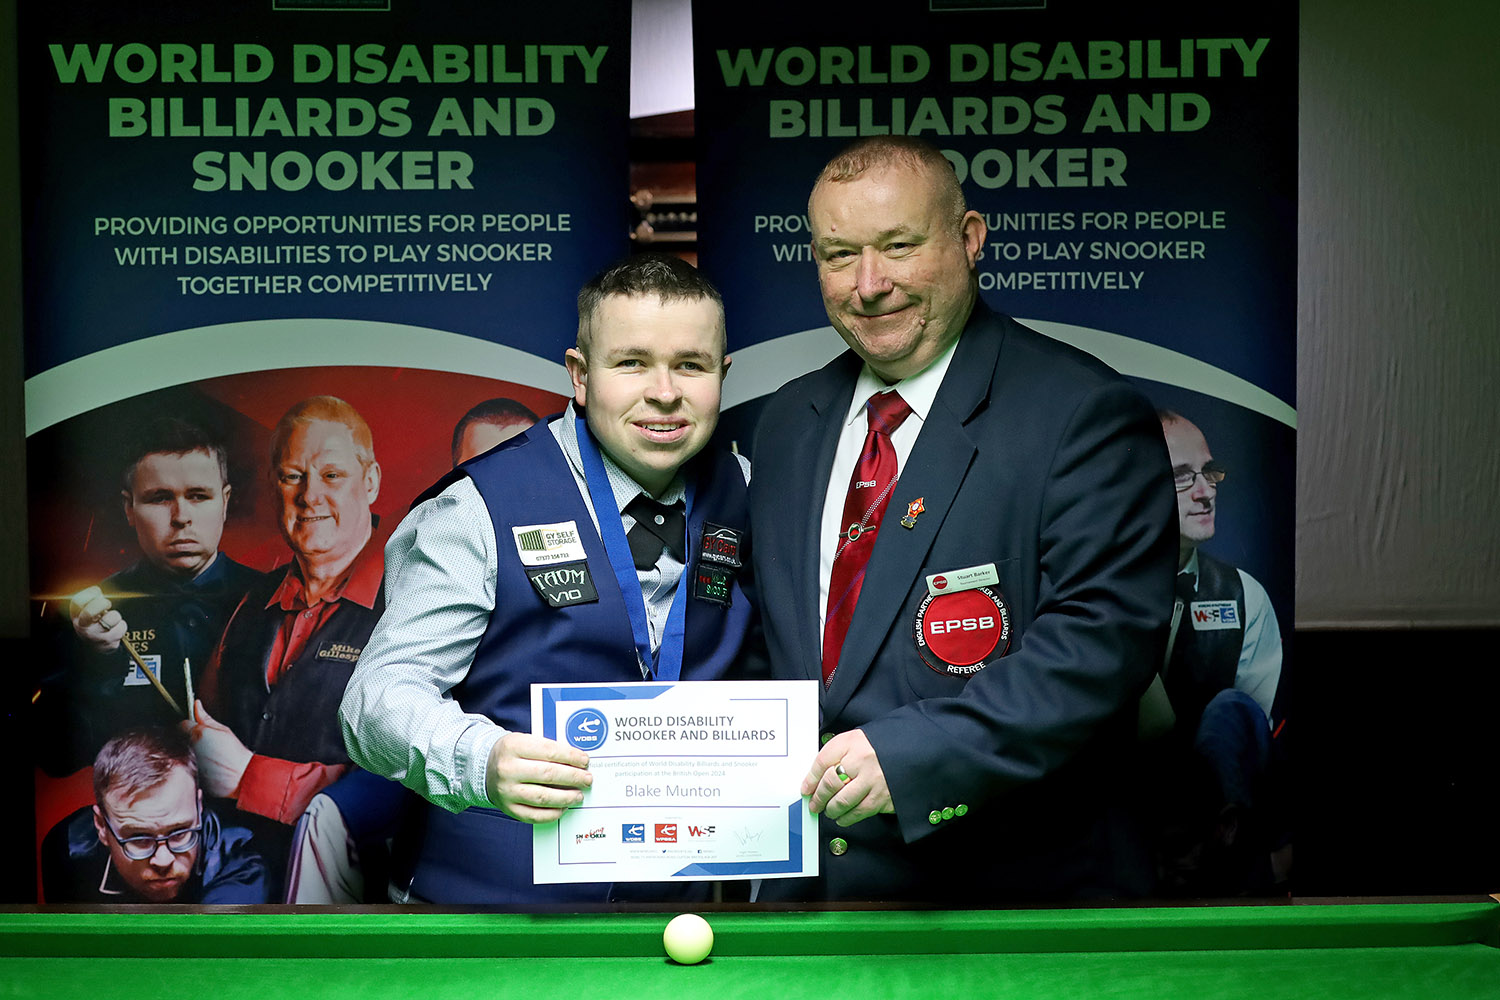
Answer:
xmin=564 ymin=708 xmax=608 ymax=751
xmin=913 ymin=587 xmax=1011 ymax=677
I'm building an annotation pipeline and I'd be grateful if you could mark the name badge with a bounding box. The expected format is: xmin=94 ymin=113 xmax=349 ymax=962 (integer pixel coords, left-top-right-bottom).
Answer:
xmin=1189 ymin=600 xmax=1241 ymax=630
xmin=513 ymin=520 xmax=588 ymax=566
xmin=315 ymin=640 xmax=363 ymax=663
xmin=526 ymin=560 xmax=599 ymax=608
xmin=924 ymin=562 xmax=1000 ymax=598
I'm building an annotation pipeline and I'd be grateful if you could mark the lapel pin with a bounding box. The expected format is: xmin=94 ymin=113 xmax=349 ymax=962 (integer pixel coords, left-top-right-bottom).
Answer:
xmin=900 ymin=497 xmax=925 ymax=529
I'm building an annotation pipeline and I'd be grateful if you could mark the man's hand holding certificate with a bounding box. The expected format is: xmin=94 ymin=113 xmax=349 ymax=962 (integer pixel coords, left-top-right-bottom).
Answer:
xmin=531 ymin=680 xmax=819 ymax=884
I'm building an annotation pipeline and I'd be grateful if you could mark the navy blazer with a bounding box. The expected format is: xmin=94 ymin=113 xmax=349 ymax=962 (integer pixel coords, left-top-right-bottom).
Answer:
xmin=750 ymin=302 xmax=1177 ymax=902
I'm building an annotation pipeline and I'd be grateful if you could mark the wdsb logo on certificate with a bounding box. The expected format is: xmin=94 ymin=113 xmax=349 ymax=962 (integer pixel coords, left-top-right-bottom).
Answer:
xmin=530 ymin=680 xmax=820 ymax=883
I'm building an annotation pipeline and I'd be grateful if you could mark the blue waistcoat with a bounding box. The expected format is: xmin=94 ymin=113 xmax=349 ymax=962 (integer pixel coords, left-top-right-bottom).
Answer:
xmin=405 ymin=420 xmax=759 ymax=904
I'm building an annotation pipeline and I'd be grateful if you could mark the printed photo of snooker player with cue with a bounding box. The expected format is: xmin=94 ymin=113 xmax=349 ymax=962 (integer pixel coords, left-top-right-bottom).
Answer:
xmin=26 ymin=368 xmax=568 ymax=904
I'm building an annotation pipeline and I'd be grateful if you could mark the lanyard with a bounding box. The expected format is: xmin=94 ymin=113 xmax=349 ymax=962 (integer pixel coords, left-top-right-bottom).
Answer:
xmin=574 ymin=413 xmax=695 ymax=681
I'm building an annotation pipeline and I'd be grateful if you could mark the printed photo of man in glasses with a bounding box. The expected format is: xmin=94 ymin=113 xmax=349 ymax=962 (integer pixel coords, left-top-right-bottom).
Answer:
xmin=41 ymin=727 xmax=269 ymax=904
xmin=1136 ymin=410 xmax=1287 ymax=896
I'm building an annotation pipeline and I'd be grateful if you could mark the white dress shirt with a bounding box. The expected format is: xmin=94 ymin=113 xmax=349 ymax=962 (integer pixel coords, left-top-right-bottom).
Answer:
xmin=817 ymin=337 xmax=959 ymax=642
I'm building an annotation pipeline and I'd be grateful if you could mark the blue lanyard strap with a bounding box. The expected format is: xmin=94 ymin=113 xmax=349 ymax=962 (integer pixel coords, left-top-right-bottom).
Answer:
xmin=574 ymin=413 xmax=694 ymax=681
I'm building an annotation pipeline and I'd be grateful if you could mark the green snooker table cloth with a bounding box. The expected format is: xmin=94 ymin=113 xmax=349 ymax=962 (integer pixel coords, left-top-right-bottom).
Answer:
xmin=0 ymin=901 xmax=1496 ymax=999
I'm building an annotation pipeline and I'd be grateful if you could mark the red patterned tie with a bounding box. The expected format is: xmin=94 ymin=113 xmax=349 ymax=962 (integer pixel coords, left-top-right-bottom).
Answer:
xmin=822 ymin=390 xmax=913 ymax=685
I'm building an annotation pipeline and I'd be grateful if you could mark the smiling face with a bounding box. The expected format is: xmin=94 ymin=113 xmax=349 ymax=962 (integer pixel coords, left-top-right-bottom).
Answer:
xmin=809 ymin=163 xmax=987 ymax=382
xmin=93 ymin=768 xmax=201 ymax=903
xmin=1163 ymin=416 xmax=1217 ymax=567
xmin=121 ymin=449 xmax=230 ymax=579
xmin=273 ymin=419 xmax=380 ymax=575
xmin=564 ymin=294 xmax=728 ymax=496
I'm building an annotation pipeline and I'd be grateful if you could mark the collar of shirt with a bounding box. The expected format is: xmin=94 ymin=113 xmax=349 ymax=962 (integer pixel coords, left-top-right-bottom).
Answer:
xmin=187 ymin=552 xmax=230 ymax=590
xmin=553 ymin=402 xmax=687 ymax=669
xmin=839 ymin=332 xmax=961 ymax=433
xmin=556 ymin=401 xmax=688 ymax=518
xmin=1179 ymin=550 xmax=1201 ymax=593
xmin=265 ymin=523 xmax=385 ymax=613
xmin=132 ymin=552 xmax=229 ymax=595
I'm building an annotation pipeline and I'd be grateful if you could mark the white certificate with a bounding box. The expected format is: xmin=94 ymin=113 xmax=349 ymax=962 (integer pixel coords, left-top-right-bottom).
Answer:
xmin=531 ymin=680 xmax=819 ymax=884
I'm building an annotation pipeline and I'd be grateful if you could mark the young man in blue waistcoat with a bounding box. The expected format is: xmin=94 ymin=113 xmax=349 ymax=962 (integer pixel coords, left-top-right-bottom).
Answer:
xmin=340 ymin=254 xmax=760 ymax=904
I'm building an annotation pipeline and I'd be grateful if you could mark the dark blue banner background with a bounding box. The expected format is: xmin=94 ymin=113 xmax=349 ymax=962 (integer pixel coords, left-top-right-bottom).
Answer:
xmin=20 ymin=0 xmax=630 ymax=378
xmin=694 ymin=0 xmax=1296 ymax=637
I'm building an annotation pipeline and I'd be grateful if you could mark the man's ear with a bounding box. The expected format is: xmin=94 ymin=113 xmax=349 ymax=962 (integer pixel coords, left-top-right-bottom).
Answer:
xmin=721 ymin=354 xmax=733 ymax=378
xmin=564 ymin=348 xmax=589 ymax=408
xmin=960 ymin=210 xmax=988 ymax=267
xmin=121 ymin=490 xmax=135 ymax=528
xmin=363 ymin=461 xmax=382 ymax=505
xmin=92 ymin=806 xmax=108 ymax=846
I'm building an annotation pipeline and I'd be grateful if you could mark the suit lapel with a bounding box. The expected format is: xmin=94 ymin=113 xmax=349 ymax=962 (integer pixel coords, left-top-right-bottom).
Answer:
xmin=788 ymin=355 xmax=861 ymax=683
xmin=823 ymin=306 xmax=1007 ymax=715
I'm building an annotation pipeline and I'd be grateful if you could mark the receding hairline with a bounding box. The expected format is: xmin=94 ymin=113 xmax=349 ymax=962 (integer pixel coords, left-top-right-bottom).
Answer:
xmin=1158 ymin=409 xmax=1205 ymax=436
xmin=808 ymin=137 xmax=969 ymax=233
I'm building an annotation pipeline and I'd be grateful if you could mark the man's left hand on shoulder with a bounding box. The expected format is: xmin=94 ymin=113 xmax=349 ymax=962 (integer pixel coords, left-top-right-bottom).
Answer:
xmin=802 ymin=729 xmax=894 ymax=827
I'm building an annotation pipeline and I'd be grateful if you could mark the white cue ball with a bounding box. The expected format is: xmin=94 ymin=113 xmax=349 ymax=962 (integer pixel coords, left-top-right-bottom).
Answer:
xmin=663 ymin=913 xmax=714 ymax=965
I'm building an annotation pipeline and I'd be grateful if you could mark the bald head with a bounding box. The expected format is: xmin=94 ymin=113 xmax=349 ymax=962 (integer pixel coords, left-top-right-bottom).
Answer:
xmin=807 ymin=136 xmax=987 ymax=381
xmin=809 ymin=135 xmax=969 ymax=242
xmin=1160 ymin=412 xmax=1221 ymax=568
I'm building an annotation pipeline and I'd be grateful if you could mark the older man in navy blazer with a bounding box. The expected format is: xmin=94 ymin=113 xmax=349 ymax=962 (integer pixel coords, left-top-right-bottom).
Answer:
xmin=751 ymin=136 xmax=1178 ymax=902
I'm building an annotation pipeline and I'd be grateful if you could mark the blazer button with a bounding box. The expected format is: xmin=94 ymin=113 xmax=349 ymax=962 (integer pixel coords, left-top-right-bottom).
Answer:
xmin=262 ymin=711 xmax=273 ymax=721
xmin=941 ymin=806 xmax=955 ymax=821
xmin=829 ymin=838 xmax=848 ymax=856
xmin=955 ymin=804 xmax=969 ymax=817
xmin=928 ymin=810 xmax=942 ymax=825
xmin=820 ymin=732 xmax=835 ymax=745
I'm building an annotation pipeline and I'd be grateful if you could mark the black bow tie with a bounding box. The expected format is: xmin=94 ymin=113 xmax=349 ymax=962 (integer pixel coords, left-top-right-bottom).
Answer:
xmin=624 ymin=495 xmax=686 ymax=570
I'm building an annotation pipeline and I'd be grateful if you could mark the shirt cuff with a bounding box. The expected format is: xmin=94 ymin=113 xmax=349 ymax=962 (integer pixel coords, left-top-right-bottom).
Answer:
xmin=235 ymin=753 xmax=347 ymax=824
xmin=456 ymin=723 xmax=508 ymax=810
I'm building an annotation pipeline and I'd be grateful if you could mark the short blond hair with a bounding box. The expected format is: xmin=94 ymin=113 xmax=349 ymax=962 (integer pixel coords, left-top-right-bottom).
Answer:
xmin=269 ymin=396 xmax=375 ymax=470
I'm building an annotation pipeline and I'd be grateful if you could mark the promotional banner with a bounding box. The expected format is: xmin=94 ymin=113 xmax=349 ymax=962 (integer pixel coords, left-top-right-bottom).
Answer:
xmin=695 ymin=0 xmax=1295 ymax=896
xmin=21 ymin=0 xmax=630 ymax=903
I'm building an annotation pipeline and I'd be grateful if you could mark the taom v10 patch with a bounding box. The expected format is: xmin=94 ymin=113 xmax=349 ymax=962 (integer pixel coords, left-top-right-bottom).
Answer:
xmin=912 ymin=586 xmax=1011 ymax=677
